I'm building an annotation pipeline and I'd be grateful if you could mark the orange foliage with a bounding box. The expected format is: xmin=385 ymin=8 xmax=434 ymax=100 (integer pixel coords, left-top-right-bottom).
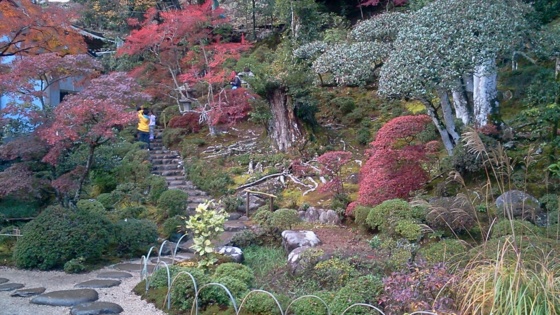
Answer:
xmin=0 ymin=0 xmax=86 ymax=57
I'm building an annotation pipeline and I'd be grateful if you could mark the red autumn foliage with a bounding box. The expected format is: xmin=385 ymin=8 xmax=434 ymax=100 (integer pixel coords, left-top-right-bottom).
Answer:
xmin=317 ymin=151 xmax=352 ymax=195
xmin=168 ymin=112 xmax=202 ymax=133
xmin=0 ymin=164 xmax=35 ymax=198
xmin=118 ymin=1 xmax=251 ymax=100
xmin=206 ymin=88 xmax=254 ymax=127
xmin=0 ymin=1 xmax=86 ymax=57
xmin=349 ymin=115 xmax=432 ymax=215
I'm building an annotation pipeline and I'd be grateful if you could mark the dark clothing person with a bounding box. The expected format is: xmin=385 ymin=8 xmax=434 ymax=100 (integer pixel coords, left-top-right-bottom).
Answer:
xmin=230 ymin=75 xmax=242 ymax=89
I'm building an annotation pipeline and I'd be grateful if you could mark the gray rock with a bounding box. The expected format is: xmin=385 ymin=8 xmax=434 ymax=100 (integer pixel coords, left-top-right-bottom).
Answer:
xmin=97 ymin=272 xmax=133 ymax=280
xmin=0 ymin=278 xmax=8 ymax=284
xmin=224 ymin=220 xmax=246 ymax=232
xmin=31 ymin=289 xmax=98 ymax=306
xmin=281 ymin=230 xmax=321 ymax=254
xmin=303 ymin=207 xmax=321 ymax=222
xmin=238 ymin=215 xmax=249 ymax=221
xmin=238 ymin=194 xmax=266 ymax=213
xmin=113 ymin=263 xmax=155 ymax=273
xmin=70 ymin=301 xmax=124 ymax=315
xmin=11 ymin=287 xmax=46 ymax=297
xmin=218 ymin=246 xmax=244 ymax=263
xmin=496 ymin=190 xmax=541 ymax=220
xmin=158 ymin=241 xmax=176 ymax=256
xmin=0 ymin=283 xmax=24 ymax=291
xmin=228 ymin=212 xmax=243 ymax=220
xmin=75 ymin=280 xmax=121 ymax=289
xmin=319 ymin=210 xmax=341 ymax=225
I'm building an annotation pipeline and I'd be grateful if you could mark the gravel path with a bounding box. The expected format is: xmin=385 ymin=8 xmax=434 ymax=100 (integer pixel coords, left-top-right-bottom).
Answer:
xmin=0 ymin=262 xmax=166 ymax=315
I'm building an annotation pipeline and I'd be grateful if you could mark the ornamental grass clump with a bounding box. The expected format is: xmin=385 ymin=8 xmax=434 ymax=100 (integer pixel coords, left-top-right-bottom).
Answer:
xmin=456 ymin=238 xmax=560 ymax=315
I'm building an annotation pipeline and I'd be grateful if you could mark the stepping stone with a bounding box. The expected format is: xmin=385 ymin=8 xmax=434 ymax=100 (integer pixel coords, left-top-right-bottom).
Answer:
xmin=97 ymin=271 xmax=132 ymax=280
xmin=70 ymin=301 xmax=124 ymax=315
xmin=0 ymin=278 xmax=8 ymax=284
xmin=0 ymin=283 xmax=24 ymax=291
xmin=75 ymin=279 xmax=121 ymax=288
xmin=11 ymin=287 xmax=46 ymax=297
xmin=113 ymin=263 xmax=154 ymax=272
xmin=31 ymin=289 xmax=98 ymax=306
xmin=150 ymin=257 xmax=174 ymax=264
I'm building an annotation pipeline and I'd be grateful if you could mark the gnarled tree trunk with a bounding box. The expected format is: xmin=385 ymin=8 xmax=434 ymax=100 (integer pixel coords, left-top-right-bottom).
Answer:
xmin=267 ymin=86 xmax=304 ymax=152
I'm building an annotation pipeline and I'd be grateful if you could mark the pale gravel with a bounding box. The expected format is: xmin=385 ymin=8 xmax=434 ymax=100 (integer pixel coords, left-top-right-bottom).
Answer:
xmin=0 ymin=260 xmax=166 ymax=315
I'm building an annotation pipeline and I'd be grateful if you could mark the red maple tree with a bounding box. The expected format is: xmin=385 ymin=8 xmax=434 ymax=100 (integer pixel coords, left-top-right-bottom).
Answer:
xmin=118 ymin=1 xmax=251 ymax=101
xmin=0 ymin=0 xmax=86 ymax=57
xmin=317 ymin=151 xmax=352 ymax=195
xmin=349 ymin=115 xmax=434 ymax=215
xmin=40 ymin=72 xmax=151 ymax=202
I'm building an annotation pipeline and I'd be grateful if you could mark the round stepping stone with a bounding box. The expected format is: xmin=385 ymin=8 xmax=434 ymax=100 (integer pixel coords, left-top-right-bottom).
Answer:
xmin=11 ymin=287 xmax=46 ymax=297
xmin=0 ymin=278 xmax=9 ymax=284
xmin=113 ymin=263 xmax=154 ymax=272
xmin=150 ymin=257 xmax=173 ymax=264
xmin=97 ymin=271 xmax=132 ymax=279
xmin=75 ymin=279 xmax=121 ymax=289
xmin=70 ymin=301 xmax=124 ymax=315
xmin=31 ymin=289 xmax=98 ymax=306
xmin=0 ymin=283 xmax=24 ymax=291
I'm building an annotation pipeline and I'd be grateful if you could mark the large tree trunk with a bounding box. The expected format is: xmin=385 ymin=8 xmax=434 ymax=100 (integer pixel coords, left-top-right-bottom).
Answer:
xmin=420 ymin=97 xmax=455 ymax=155
xmin=437 ymin=89 xmax=461 ymax=145
xmin=267 ymin=86 xmax=304 ymax=152
xmin=473 ymin=58 xmax=498 ymax=127
xmin=452 ymin=76 xmax=473 ymax=125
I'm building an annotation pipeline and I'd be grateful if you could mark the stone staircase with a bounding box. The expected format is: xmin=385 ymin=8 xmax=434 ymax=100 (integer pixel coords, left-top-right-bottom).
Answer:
xmin=148 ymin=133 xmax=248 ymax=250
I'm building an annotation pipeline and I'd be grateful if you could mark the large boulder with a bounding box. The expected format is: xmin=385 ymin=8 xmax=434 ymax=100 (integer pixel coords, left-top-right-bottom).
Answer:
xmin=319 ymin=210 xmax=341 ymax=225
xmin=217 ymin=246 xmax=244 ymax=263
xmin=238 ymin=194 xmax=266 ymax=213
xmin=281 ymin=230 xmax=321 ymax=254
xmin=496 ymin=190 xmax=541 ymax=221
xmin=301 ymin=207 xmax=341 ymax=225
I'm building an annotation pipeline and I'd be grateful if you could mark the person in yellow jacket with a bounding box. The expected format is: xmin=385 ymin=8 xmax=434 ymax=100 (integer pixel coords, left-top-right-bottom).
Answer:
xmin=137 ymin=108 xmax=150 ymax=149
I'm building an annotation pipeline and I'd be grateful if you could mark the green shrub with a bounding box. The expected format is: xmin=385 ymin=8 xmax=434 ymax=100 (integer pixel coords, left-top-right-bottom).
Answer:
xmin=0 ymin=197 xmax=41 ymax=219
xmin=365 ymin=199 xmax=424 ymax=240
xmin=0 ymin=226 xmax=19 ymax=250
xmin=114 ymin=205 xmax=147 ymax=220
xmin=147 ymin=175 xmax=168 ymax=204
xmin=353 ymin=206 xmax=372 ymax=226
xmin=491 ymin=219 xmax=542 ymax=238
xmin=204 ymin=276 xmax=249 ymax=306
xmin=270 ymin=208 xmax=300 ymax=230
xmin=213 ymin=262 xmax=255 ymax=287
xmin=169 ymin=267 xmax=211 ymax=311
xmin=13 ymin=206 xmax=113 ymax=270
xmin=312 ymin=258 xmax=358 ymax=290
xmin=241 ymin=291 xmax=287 ymax=315
xmin=162 ymin=128 xmax=187 ymax=148
xmin=253 ymin=208 xmax=273 ymax=227
xmin=96 ymin=193 xmax=120 ymax=210
xmin=149 ymin=265 xmax=189 ymax=288
xmin=222 ymin=195 xmax=242 ymax=213
xmin=418 ymin=239 xmax=468 ymax=264
xmin=288 ymin=291 xmax=334 ymax=315
xmin=184 ymin=158 xmax=233 ymax=196
xmin=76 ymin=199 xmax=106 ymax=214
xmin=114 ymin=219 xmax=158 ymax=257
xmin=230 ymin=230 xmax=263 ymax=248
xmin=329 ymin=275 xmax=383 ymax=315
xmin=157 ymin=189 xmax=189 ymax=220
xmin=161 ymin=215 xmax=186 ymax=240
xmin=63 ymin=257 xmax=87 ymax=274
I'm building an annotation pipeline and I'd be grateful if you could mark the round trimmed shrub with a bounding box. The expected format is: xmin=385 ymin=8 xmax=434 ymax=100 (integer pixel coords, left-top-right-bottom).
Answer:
xmin=353 ymin=206 xmax=372 ymax=227
xmin=168 ymin=267 xmax=211 ymax=311
xmin=366 ymin=199 xmax=423 ymax=240
xmin=312 ymin=258 xmax=358 ymax=290
xmin=288 ymin=291 xmax=334 ymax=315
xmin=114 ymin=219 xmax=158 ymax=257
xmin=491 ymin=219 xmax=542 ymax=238
xmin=13 ymin=206 xmax=113 ymax=270
xmin=64 ymin=257 xmax=87 ymax=274
xmin=213 ymin=262 xmax=255 ymax=287
xmin=418 ymin=239 xmax=468 ymax=264
xmin=270 ymin=208 xmax=300 ymax=230
xmin=205 ymin=276 xmax=249 ymax=306
xmin=329 ymin=275 xmax=383 ymax=315
xmin=241 ymin=292 xmax=290 ymax=315
xmin=157 ymin=189 xmax=189 ymax=220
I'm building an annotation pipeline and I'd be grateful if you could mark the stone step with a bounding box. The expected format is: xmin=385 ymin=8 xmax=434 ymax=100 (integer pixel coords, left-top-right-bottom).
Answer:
xmin=149 ymin=153 xmax=180 ymax=159
xmin=150 ymin=158 xmax=181 ymax=165
xmin=154 ymin=170 xmax=183 ymax=176
xmin=11 ymin=287 xmax=46 ymax=297
xmin=75 ymin=279 xmax=121 ymax=289
xmin=224 ymin=220 xmax=247 ymax=232
xmin=31 ymin=289 xmax=98 ymax=307
xmin=70 ymin=301 xmax=124 ymax=315
xmin=0 ymin=278 xmax=8 ymax=284
xmin=0 ymin=283 xmax=24 ymax=291
xmin=153 ymin=164 xmax=182 ymax=171
xmin=113 ymin=263 xmax=155 ymax=273
xmin=97 ymin=271 xmax=133 ymax=279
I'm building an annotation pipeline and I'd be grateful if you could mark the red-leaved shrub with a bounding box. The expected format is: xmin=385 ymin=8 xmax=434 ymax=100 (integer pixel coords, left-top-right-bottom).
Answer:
xmin=349 ymin=115 xmax=432 ymax=215
xmin=317 ymin=151 xmax=352 ymax=195
xmin=168 ymin=112 xmax=202 ymax=133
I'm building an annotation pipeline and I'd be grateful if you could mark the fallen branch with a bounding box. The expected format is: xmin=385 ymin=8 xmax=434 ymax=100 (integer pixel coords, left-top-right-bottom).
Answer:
xmin=236 ymin=171 xmax=288 ymax=191
xmin=303 ymin=176 xmax=319 ymax=195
